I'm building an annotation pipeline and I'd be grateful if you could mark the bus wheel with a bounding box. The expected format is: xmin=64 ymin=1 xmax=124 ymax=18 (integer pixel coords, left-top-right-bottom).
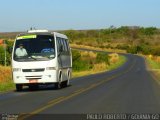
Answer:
xmin=16 ymin=84 xmax=23 ymax=91
xmin=66 ymin=72 xmax=70 ymax=86
xmin=67 ymin=72 xmax=70 ymax=86
xmin=55 ymin=74 xmax=62 ymax=89
xmin=55 ymin=82 xmax=61 ymax=89
xmin=63 ymin=72 xmax=70 ymax=87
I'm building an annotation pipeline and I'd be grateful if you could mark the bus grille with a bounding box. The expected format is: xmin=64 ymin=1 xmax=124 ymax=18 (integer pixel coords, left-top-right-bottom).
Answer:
xmin=22 ymin=68 xmax=45 ymax=72
xmin=25 ymin=76 xmax=42 ymax=80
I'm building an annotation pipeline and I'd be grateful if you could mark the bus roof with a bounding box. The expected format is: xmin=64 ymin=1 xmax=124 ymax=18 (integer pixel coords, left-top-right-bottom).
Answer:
xmin=17 ymin=30 xmax=68 ymax=39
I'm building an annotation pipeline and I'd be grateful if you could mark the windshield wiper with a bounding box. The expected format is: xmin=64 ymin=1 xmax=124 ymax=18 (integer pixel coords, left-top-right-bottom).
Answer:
xmin=29 ymin=56 xmax=37 ymax=60
xmin=42 ymin=56 xmax=53 ymax=60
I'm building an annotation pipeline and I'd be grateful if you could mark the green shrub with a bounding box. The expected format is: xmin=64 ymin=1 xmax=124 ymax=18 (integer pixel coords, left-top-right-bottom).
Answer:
xmin=72 ymin=50 xmax=81 ymax=62
xmin=72 ymin=50 xmax=91 ymax=71
xmin=139 ymin=44 xmax=151 ymax=55
xmin=73 ymin=60 xmax=92 ymax=71
xmin=116 ymin=44 xmax=129 ymax=50
xmin=141 ymin=27 xmax=158 ymax=36
xmin=127 ymin=46 xmax=138 ymax=54
xmin=0 ymin=46 xmax=11 ymax=66
xmin=96 ymin=52 xmax=109 ymax=65
xmin=127 ymin=44 xmax=152 ymax=55
xmin=72 ymin=50 xmax=94 ymax=71
xmin=151 ymin=47 xmax=160 ymax=56
xmin=0 ymin=40 xmax=13 ymax=66
xmin=6 ymin=40 xmax=14 ymax=54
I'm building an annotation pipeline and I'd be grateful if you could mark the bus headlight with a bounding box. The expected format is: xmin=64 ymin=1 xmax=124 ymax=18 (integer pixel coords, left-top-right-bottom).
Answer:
xmin=46 ymin=67 xmax=56 ymax=70
xmin=13 ymin=68 xmax=21 ymax=72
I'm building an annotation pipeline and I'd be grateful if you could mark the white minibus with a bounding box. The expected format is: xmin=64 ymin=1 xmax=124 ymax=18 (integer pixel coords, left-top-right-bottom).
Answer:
xmin=12 ymin=30 xmax=72 ymax=91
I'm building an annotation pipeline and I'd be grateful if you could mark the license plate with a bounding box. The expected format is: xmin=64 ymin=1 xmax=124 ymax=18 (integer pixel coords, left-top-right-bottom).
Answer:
xmin=29 ymin=79 xmax=38 ymax=83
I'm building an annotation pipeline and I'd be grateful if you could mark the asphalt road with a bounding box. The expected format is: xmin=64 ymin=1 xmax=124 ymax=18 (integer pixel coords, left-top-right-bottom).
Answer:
xmin=0 ymin=53 xmax=160 ymax=120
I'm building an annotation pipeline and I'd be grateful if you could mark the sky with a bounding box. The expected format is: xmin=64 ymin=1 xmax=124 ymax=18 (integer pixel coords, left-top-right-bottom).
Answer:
xmin=0 ymin=0 xmax=160 ymax=32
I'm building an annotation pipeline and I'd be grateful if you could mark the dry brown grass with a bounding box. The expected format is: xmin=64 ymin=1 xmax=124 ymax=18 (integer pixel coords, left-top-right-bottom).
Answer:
xmin=145 ymin=55 xmax=160 ymax=83
xmin=147 ymin=54 xmax=160 ymax=63
xmin=88 ymin=51 xmax=97 ymax=59
xmin=92 ymin=62 xmax=107 ymax=72
xmin=152 ymin=56 xmax=160 ymax=63
xmin=0 ymin=65 xmax=12 ymax=83
xmin=80 ymin=51 xmax=89 ymax=57
xmin=80 ymin=51 xmax=97 ymax=62
xmin=70 ymin=44 xmax=126 ymax=53
xmin=80 ymin=51 xmax=97 ymax=59
xmin=109 ymin=53 xmax=120 ymax=64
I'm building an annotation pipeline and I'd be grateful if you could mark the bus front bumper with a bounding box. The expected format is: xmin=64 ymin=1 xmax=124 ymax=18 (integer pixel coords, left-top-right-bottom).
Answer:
xmin=13 ymin=71 xmax=58 ymax=84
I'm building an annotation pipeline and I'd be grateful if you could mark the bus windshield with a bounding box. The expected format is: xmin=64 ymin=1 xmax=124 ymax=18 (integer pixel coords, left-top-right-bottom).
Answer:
xmin=13 ymin=35 xmax=55 ymax=62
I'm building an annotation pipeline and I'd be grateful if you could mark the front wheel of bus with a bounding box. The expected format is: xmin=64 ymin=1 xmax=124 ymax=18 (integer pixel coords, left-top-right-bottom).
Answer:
xmin=55 ymin=74 xmax=62 ymax=89
xmin=16 ymin=84 xmax=23 ymax=91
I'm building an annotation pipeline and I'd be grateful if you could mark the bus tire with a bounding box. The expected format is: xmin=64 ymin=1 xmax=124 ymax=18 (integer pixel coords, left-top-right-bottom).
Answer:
xmin=55 ymin=73 xmax=62 ymax=89
xmin=16 ymin=84 xmax=23 ymax=91
xmin=66 ymin=72 xmax=71 ymax=87
xmin=55 ymin=82 xmax=61 ymax=89
xmin=62 ymin=72 xmax=70 ymax=88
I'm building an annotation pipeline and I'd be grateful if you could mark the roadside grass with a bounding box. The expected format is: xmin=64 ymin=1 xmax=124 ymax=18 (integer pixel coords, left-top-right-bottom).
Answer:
xmin=146 ymin=56 xmax=160 ymax=81
xmin=72 ymin=55 xmax=126 ymax=78
xmin=0 ymin=66 xmax=12 ymax=82
xmin=0 ymin=65 xmax=15 ymax=92
xmin=0 ymin=82 xmax=15 ymax=92
xmin=147 ymin=56 xmax=160 ymax=69
xmin=108 ymin=55 xmax=126 ymax=71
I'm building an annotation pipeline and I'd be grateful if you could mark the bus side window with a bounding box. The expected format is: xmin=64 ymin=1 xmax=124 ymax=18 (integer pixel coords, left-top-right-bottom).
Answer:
xmin=60 ymin=38 xmax=65 ymax=52
xmin=65 ymin=39 xmax=69 ymax=52
xmin=56 ymin=37 xmax=61 ymax=53
xmin=62 ymin=39 xmax=68 ymax=52
xmin=56 ymin=37 xmax=69 ymax=53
